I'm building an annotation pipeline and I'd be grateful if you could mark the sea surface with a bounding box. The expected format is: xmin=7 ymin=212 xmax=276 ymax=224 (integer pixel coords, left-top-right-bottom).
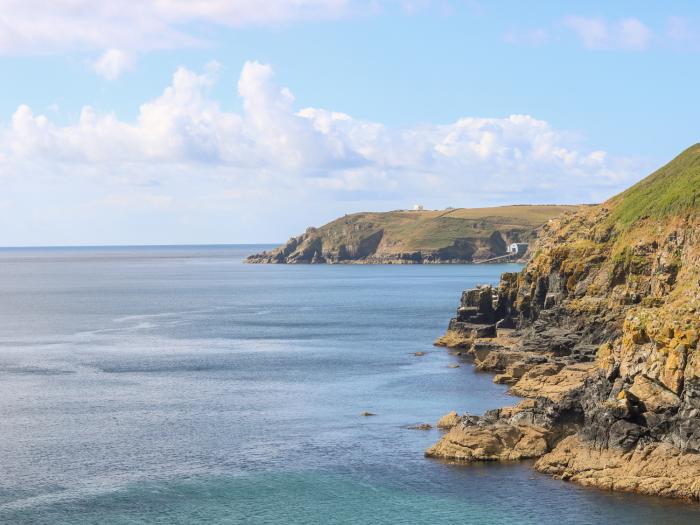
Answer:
xmin=0 ymin=244 xmax=699 ymax=524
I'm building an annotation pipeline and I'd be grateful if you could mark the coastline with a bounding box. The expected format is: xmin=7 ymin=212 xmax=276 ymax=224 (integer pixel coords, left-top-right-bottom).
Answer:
xmin=245 ymin=256 xmax=528 ymax=265
xmin=425 ymin=202 xmax=700 ymax=502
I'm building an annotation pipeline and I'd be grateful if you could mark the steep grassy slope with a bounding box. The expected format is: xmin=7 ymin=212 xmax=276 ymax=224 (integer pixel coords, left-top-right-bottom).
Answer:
xmin=247 ymin=205 xmax=580 ymax=263
xmin=609 ymin=143 xmax=700 ymax=226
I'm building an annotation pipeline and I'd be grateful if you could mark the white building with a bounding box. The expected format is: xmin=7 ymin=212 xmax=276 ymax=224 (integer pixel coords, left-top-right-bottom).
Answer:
xmin=507 ymin=242 xmax=529 ymax=255
xmin=412 ymin=204 xmax=424 ymax=211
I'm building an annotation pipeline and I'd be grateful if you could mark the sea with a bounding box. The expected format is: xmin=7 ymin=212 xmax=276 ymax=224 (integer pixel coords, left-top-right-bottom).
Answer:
xmin=0 ymin=244 xmax=698 ymax=524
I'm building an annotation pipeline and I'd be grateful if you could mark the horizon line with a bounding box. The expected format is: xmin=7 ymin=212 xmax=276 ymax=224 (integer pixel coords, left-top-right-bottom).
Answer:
xmin=0 ymin=242 xmax=281 ymax=250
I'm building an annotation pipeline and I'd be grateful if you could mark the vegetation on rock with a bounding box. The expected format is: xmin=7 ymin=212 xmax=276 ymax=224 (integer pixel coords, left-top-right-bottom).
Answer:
xmin=428 ymin=144 xmax=700 ymax=500
xmin=609 ymin=143 xmax=700 ymax=226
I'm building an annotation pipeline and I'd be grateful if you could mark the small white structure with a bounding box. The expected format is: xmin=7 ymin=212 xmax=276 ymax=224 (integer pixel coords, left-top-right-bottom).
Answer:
xmin=412 ymin=204 xmax=424 ymax=211
xmin=507 ymin=243 xmax=529 ymax=255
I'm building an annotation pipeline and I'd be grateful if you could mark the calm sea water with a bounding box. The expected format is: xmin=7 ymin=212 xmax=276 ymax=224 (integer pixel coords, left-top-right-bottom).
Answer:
xmin=0 ymin=245 xmax=698 ymax=524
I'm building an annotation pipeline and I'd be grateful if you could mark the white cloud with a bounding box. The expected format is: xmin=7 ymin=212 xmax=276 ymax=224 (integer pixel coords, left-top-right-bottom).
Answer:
xmin=156 ymin=0 xmax=360 ymax=26
xmin=0 ymin=0 xmax=385 ymax=78
xmin=666 ymin=16 xmax=700 ymax=51
xmin=0 ymin=0 xmax=373 ymax=55
xmin=562 ymin=16 xmax=651 ymax=51
xmin=563 ymin=16 xmax=609 ymax=49
xmin=509 ymin=15 xmax=700 ymax=53
xmin=93 ymin=49 xmax=135 ymax=80
xmin=0 ymin=60 xmax=640 ymax=212
xmin=617 ymin=18 xmax=652 ymax=50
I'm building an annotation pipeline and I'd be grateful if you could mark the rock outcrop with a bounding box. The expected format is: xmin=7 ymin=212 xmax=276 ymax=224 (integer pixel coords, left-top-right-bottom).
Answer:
xmin=436 ymin=411 xmax=461 ymax=429
xmin=536 ymin=435 xmax=700 ymax=500
xmin=428 ymin=144 xmax=700 ymax=501
xmin=246 ymin=206 xmax=579 ymax=264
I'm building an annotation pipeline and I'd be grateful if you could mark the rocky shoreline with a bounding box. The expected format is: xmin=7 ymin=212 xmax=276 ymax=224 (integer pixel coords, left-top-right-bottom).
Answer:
xmin=426 ymin=192 xmax=700 ymax=501
xmin=247 ymin=252 xmax=523 ymax=265
xmin=245 ymin=230 xmax=526 ymax=264
xmin=247 ymin=250 xmax=481 ymax=264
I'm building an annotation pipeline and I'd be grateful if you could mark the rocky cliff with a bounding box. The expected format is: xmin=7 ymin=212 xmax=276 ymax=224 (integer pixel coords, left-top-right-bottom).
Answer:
xmin=246 ymin=205 xmax=579 ymax=264
xmin=429 ymin=144 xmax=700 ymax=500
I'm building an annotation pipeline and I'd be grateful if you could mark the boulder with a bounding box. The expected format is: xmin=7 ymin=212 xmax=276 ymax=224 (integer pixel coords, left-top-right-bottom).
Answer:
xmin=628 ymin=374 xmax=681 ymax=413
xmin=436 ymin=411 xmax=461 ymax=429
xmin=426 ymin=422 xmax=550 ymax=462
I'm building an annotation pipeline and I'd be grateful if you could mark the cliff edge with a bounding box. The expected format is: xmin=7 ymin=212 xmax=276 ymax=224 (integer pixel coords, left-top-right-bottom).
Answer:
xmin=429 ymin=144 xmax=700 ymax=500
xmin=246 ymin=205 xmax=579 ymax=264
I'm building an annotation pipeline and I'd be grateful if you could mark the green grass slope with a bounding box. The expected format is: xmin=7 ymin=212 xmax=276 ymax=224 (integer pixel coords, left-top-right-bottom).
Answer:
xmin=318 ymin=205 xmax=580 ymax=254
xmin=609 ymin=143 xmax=700 ymax=226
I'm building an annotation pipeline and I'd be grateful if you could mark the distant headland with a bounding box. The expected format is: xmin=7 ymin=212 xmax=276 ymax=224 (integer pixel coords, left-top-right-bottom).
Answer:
xmin=246 ymin=205 xmax=581 ymax=264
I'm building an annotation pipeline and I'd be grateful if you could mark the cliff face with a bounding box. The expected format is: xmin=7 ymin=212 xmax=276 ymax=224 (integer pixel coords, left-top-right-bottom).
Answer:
xmin=429 ymin=144 xmax=700 ymax=500
xmin=246 ymin=205 xmax=580 ymax=264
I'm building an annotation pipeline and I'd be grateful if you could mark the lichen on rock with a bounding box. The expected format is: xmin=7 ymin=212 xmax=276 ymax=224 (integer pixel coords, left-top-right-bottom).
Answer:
xmin=428 ymin=144 xmax=700 ymax=501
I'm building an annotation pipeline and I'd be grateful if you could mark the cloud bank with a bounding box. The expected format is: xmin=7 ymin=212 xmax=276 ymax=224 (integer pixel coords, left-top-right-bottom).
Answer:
xmin=0 ymin=0 xmax=388 ymax=78
xmin=0 ymin=0 xmax=371 ymax=54
xmin=1 ymin=60 xmax=639 ymax=214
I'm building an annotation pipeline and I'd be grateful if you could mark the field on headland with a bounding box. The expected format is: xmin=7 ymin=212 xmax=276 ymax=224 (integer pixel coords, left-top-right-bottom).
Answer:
xmin=247 ymin=204 xmax=581 ymax=264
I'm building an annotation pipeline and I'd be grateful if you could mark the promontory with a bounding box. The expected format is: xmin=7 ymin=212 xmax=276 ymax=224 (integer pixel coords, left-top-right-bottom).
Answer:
xmin=429 ymin=143 xmax=700 ymax=501
xmin=246 ymin=205 xmax=579 ymax=264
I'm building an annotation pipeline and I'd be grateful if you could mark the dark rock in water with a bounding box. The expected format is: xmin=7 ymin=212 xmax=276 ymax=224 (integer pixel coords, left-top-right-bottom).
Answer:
xmin=407 ymin=423 xmax=433 ymax=430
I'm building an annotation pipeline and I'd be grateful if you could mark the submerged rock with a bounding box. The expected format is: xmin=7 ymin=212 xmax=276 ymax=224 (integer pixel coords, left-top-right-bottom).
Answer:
xmin=407 ymin=423 xmax=433 ymax=430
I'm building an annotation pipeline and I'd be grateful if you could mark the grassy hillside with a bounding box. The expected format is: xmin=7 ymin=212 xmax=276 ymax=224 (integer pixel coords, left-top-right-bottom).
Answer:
xmin=247 ymin=204 xmax=580 ymax=263
xmin=608 ymin=143 xmax=700 ymax=226
xmin=319 ymin=205 xmax=580 ymax=253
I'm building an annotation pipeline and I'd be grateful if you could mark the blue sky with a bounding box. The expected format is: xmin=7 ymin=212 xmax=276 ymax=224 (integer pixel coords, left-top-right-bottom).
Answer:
xmin=1 ymin=0 xmax=699 ymax=245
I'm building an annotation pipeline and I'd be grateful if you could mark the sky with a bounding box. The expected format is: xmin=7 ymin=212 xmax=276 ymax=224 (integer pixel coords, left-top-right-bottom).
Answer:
xmin=1 ymin=0 xmax=699 ymax=246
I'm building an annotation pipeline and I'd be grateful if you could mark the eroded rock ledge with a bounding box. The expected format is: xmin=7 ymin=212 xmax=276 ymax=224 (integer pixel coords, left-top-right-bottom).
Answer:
xmin=428 ymin=200 xmax=700 ymax=501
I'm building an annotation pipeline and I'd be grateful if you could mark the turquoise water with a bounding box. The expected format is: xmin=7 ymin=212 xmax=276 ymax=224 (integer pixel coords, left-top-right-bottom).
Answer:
xmin=0 ymin=245 xmax=698 ymax=524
